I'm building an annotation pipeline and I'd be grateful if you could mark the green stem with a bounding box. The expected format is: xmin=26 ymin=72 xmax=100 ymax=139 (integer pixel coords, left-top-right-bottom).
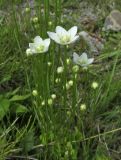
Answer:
xmin=63 ymin=47 xmax=67 ymax=108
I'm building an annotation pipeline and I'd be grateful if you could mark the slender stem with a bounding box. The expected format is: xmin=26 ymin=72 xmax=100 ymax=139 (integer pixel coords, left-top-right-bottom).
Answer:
xmin=63 ymin=46 xmax=67 ymax=108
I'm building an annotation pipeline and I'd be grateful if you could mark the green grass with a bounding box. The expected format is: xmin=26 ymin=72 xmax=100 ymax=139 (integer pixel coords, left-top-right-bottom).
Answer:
xmin=0 ymin=0 xmax=121 ymax=160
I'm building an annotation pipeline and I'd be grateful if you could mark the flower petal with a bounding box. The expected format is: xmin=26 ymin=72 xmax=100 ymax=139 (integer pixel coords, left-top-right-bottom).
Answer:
xmin=43 ymin=39 xmax=50 ymax=52
xmin=73 ymin=52 xmax=79 ymax=64
xmin=47 ymin=32 xmax=60 ymax=44
xmin=56 ymin=26 xmax=67 ymax=35
xmin=87 ymin=58 xmax=94 ymax=65
xmin=70 ymin=35 xmax=79 ymax=44
xmin=68 ymin=26 xmax=78 ymax=38
xmin=80 ymin=52 xmax=88 ymax=61
xmin=44 ymin=38 xmax=50 ymax=48
xmin=34 ymin=36 xmax=43 ymax=44
xmin=29 ymin=43 xmax=36 ymax=53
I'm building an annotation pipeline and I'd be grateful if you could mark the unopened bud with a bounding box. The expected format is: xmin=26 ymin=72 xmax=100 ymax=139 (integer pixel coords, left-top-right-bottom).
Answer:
xmin=80 ymin=104 xmax=86 ymax=111
xmin=68 ymin=80 xmax=73 ymax=86
xmin=91 ymin=82 xmax=99 ymax=89
xmin=26 ymin=48 xmax=32 ymax=56
xmin=32 ymin=17 xmax=38 ymax=23
xmin=57 ymin=66 xmax=64 ymax=74
xmin=48 ymin=98 xmax=53 ymax=106
xmin=48 ymin=21 xmax=52 ymax=26
xmin=72 ymin=65 xmax=79 ymax=73
xmin=51 ymin=94 xmax=56 ymax=100
xmin=66 ymin=58 xmax=71 ymax=65
xmin=25 ymin=7 xmax=30 ymax=13
xmin=32 ymin=90 xmax=38 ymax=96
xmin=47 ymin=62 xmax=52 ymax=67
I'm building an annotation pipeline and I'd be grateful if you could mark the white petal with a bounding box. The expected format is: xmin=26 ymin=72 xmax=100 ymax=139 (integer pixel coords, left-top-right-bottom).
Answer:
xmin=34 ymin=36 xmax=43 ymax=44
xmin=44 ymin=38 xmax=50 ymax=48
xmin=87 ymin=58 xmax=94 ymax=65
xmin=56 ymin=26 xmax=67 ymax=35
xmin=73 ymin=52 xmax=79 ymax=64
xmin=47 ymin=32 xmax=60 ymax=44
xmin=80 ymin=52 xmax=88 ymax=61
xmin=29 ymin=43 xmax=36 ymax=53
xmin=68 ymin=26 xmax=78 ymax=38
xmin=70 ymin=35 xmax=79 ymax=44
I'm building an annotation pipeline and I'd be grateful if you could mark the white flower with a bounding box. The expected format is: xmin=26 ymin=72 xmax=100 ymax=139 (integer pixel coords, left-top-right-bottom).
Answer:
xmin=47 ymin=26 xmax=79 ymax=45
xmin=73 ymin=52 xmax=94 ymax=68
xmin=26 ymin=36 xmax=50 ymax=55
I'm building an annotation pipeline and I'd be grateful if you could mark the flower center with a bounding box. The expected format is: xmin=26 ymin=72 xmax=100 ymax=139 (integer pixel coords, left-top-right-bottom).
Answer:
xmin=78 ymin=59 xmax=87 ymax=65
xmin=36 ymin=45 xmax=45 ymax=52
xmin=60 ymin=35 xmax=71 ymax=44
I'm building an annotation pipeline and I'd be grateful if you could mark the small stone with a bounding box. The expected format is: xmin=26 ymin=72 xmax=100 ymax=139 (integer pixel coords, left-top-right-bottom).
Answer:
xmin=79 ymin=31 xmax=104 ymax=55
xmin=104 ymin=10 xmax=121 ymax=31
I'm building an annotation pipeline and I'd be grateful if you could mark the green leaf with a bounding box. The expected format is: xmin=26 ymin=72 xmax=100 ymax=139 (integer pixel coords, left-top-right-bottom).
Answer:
xmin=13 ymin=103 xmax=28 ymax=114
xmin=0 ymin=97 xmax=10 ymax=120
xmin=21 ymin=129 xmax=34 ymax=153
xmin=0 ymin=75 xmax=11 ymax=85
xmin=5 ymin=87 xmax=20 ymax=98
xmin=10 ymin=94 xmax=30 ymax=102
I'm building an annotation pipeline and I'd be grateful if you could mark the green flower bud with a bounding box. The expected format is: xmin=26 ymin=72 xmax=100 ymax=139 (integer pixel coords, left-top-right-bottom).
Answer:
xmin=72 ymin=65 xmax=79 ymax=73
xmin=48 ymin=98 xmax=53 ymax=106
xmin=32 ymin=17 xmax=38 ymax=23
xmin=55 ymin=78 xmax=60 ymax=83
xmin=26 ymin=48 xmax=32 ymax=56
xmin=51 ymin=94 xmax=56 ymax=100
xmin=91 ymin=82 xmax=99 ymax=89
xmin=48 ymin=21 xmax=52 ymax=26
xmin=66 ymin=58 xmax=71 ymax=65
xmin=41 ymin=100 xmax=45 ymax=106
xmin=80 ymin=104 xmax=86 ymax=111
xmin=32 ymin=90 xmax=38 ymax=96
xmin=47 ymin=62 xmax=52 ymax=67
xmin=68 ymin=80 xmax=73 ymax=86
xmin=25 ymin=7 xmax=30 ymax=13
xmin=57 ymin=66 xmax=64 ymax=74
xmin=67 ymin=111 xmax=71 ymax=116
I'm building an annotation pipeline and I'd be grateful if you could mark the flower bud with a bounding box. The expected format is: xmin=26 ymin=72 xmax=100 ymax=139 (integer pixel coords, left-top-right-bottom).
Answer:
xmin=51 ymin=94 xmax=56 ymax=100
xmin=26 ymin=48 xmax=32 ymax=56
xmin=47 ymin=62 xmax=52 ymax=67
xmin=80 ymin=104 xmax=86 ymax=111
xmin=41 ymin=100 xmax=45 ymax=106
xmin=57 ymin=66 xmax=64 ymax=74
xmin=91 ymin=82 xmax=99 ymax=89
xmin=55 ymin=78 xmax=60 ymax=83
xmin=32 ymin=17 xmax=38 ymax=23
xmin=66 ymin=58 xmax=71 ymax=65
xmin=48 ymin=98 xmax=53 ymax=106
xmin=25 ymin=7 xmax=30 ymax=13
xmin=32 ymin=90 xmax=38 ymax=96
xmin=48 ymin=21 xmax=52 ymax=26
xmin=34 ymin=24 xmax=39 ymax=29
xmin=66 ymin=83 xmax=70 ymax=90
xmin=68 ymin=80 xmax=73 ymax=86
xmin=67 ymin=111 xmax=71 ymax=116
xmin=72 ymin=65 xmax=79 ymax=73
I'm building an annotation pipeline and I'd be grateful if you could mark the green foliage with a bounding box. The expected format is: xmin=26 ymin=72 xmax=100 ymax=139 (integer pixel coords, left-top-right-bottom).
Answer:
xmin=1 ymin=0 xmax=121 ymax=159
xmin=20 ymin=129 xmax=35 ymax=153
xmin=0 ymin=96 xmax=10 ymax=120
